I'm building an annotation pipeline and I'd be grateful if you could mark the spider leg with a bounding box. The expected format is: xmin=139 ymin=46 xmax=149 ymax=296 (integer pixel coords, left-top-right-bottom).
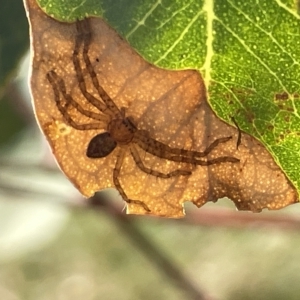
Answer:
xmin=76 ymin=19 xmax=122 ymax=118
xmin=231 ymin=116 xmax=242 ymax=149
xmin=113 ymin=147 xmax=151 ymax=212
xmin=172 ymin=136 xmax=233 ymax=158
xmin=168 ymin=155 xmax=240 ymax=165
xmin=135 ymin=132 xmax=233 ymax=158
xmin=130 ymin=145 xmax=191 ymax=178
xmin=134 ymin=135 xmax=239 ymax=165
xmin=193 ymin=136 xmax=233 ymax=157
xmin=73 ymin=21 xmax=112 ymax=116
xmin=47 ymin=71 xmax=106 ymax=130
xmin=49 ymin=70 xmax=110 ymax=123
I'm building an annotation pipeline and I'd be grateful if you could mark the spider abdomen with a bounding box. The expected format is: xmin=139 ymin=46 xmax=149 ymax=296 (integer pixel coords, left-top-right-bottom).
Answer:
xmin=86 ymin=132 xmax=117 ymax=158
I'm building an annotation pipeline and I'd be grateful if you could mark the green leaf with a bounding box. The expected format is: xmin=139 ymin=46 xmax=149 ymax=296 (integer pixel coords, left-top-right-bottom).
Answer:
xmin=210 ymin=1 xmax=300 ymax=194
xmin=0 ymin=0 xmax=29 ymax=96
xmin=36 ymin=0 xmax=300 ymax=195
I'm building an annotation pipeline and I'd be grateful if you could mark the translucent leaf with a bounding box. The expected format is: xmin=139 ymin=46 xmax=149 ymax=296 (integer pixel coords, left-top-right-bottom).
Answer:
xmin=24 ymin=0 xmax=297 ymax=217
xmin=34 ymin=0 xmax=300 ymax=198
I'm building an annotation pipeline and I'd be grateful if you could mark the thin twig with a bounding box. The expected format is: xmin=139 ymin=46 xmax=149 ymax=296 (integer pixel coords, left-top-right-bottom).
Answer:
xmin=183 ymin=207 xmax=300 ymax=231
xmin=89 ymin=194 xmax=211 ymax=300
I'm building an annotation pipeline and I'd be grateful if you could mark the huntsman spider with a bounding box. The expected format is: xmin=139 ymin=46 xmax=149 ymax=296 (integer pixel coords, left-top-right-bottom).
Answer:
xmin=46 ymin=19 xmax=239 ymax=212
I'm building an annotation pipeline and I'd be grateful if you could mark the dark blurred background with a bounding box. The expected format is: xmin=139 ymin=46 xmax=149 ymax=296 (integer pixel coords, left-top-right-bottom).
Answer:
xmin=2 ymin=1 xmax=300 ymax=299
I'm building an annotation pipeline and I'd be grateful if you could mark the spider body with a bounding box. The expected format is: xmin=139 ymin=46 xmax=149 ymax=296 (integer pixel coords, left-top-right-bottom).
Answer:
xmin=46 ymin=18 xmax=239 ymax=213
xmin=87 ymin=117 xmax=136 ymax=157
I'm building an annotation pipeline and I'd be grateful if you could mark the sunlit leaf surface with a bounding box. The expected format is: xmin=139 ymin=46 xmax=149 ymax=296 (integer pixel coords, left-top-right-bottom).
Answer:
xmin=35 ymin=0 xmax=300 ymax=196
xmin=24 ymin=0 xmax=297 ymax=217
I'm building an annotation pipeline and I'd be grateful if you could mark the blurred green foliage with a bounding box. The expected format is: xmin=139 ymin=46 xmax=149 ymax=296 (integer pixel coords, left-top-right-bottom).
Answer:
xmin=0 ymin=95 xmax=26 ymax=146
xmin=0 ymin=0 xmax=28 ymax=92
xmin=1 ymin=201 xmax=300 ymax=300
xmin=0 ymin=0 xmax=29 ymax=146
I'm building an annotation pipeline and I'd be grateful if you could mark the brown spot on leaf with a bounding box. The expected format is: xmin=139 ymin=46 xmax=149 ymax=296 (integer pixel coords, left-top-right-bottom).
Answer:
xmin=24 ymin=0 xmax=298 ymax=217
xmin=239 ymin=109 xmax=255 ymax=124
xmin=275 ymin=91 xmax=289 ymax=101
xmin=267 ymin=124 xmax=274 ymax=131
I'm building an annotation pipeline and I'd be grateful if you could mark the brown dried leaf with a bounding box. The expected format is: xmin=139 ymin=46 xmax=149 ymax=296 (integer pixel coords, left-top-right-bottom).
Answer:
xmin=25 ymin=0 xmax=298 ymax=217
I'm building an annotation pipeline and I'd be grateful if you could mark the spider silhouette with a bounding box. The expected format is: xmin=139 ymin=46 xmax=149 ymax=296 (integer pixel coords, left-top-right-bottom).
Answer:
xmin=46 ymin=19 xmax=239 ymax=212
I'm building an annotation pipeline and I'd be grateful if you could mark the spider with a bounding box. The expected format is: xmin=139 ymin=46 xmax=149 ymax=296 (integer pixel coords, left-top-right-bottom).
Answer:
xmin=46 ymin=19 xmax=239 ymax=212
